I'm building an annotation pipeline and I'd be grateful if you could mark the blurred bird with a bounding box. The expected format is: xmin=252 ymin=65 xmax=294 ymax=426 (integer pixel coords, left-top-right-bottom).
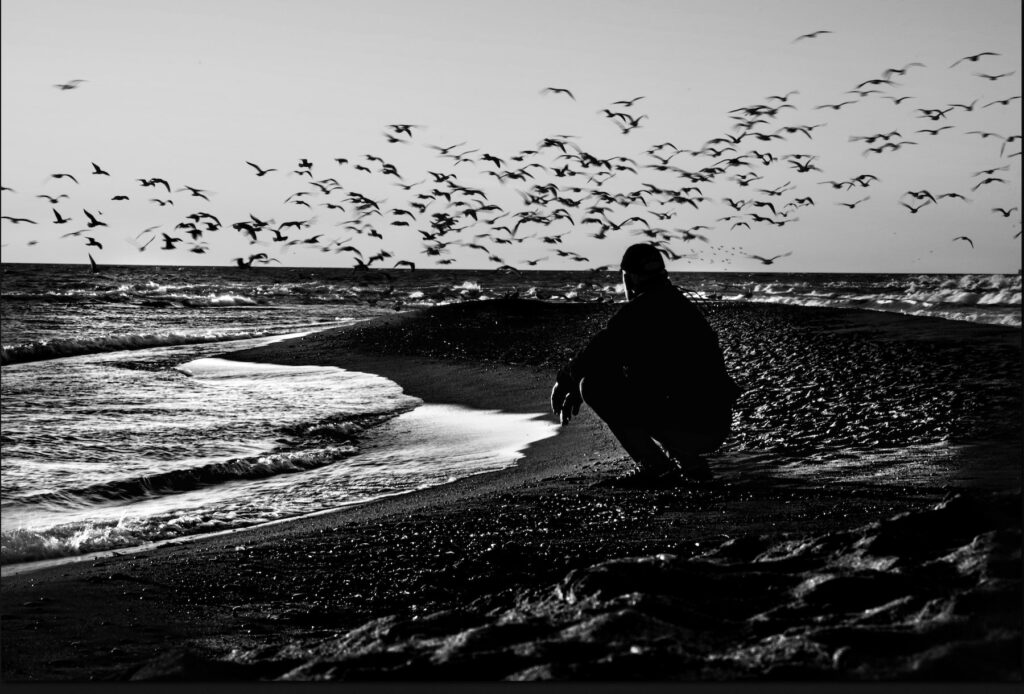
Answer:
xmin=950 ymin=52 xmax=1000 ymax=67
xmin=541 ymin=87 xmax=575 ymax=100
xmin=793 ymin=30 xmax=831 ymax=42
xmin=83 ymin=209 xmax=107 ymax=228
xmin=746 ymin=252 xmax=792 ymax=264
xmin=246 ymin=161 xmax=277 ymax=176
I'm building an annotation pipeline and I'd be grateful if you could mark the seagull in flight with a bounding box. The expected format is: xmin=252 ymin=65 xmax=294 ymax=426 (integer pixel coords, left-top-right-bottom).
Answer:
xmin=246 ymin=161 xmax=277 ymax=176
xmin=950 ymin=52 xmax=1000 ymax=68
xmin=974 ymin=71 xmax=1015 ymax=81
xmin=541 ymin=87 xmax=575 ymax=100
xmin=793 ymin=30 xmax=831 ymax=42
xmin=746 ymin=251 xmax=792 ymax=264
xmin=54 ymin=79 xmax=86 ymax=90
xmin=83 ymin=209 xmax=107 ymax=228
xmin=952 ymin=236 xmax=974 ymax=248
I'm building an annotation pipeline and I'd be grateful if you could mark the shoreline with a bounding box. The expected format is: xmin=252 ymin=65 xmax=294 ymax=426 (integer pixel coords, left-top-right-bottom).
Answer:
xmin=1 ymin=300 xmax=1020 ymax=681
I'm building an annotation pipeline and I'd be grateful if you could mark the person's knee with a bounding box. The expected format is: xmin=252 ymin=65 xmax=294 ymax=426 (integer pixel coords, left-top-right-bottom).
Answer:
xmin=577 ymin=375 xmax=600 ymax=406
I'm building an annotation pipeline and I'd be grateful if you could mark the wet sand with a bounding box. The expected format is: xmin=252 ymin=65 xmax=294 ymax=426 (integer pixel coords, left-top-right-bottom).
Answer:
xmin=1 ymin=300 xmax=1020 ymax=681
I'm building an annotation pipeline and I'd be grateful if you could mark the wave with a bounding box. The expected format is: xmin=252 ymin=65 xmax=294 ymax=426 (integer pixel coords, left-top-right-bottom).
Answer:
xmin=4 ymin=406 xmax=412 ymax=512
xmin=5 ymin=445 xmax=359 ymax=513
xmin=0 ymin=327 xmax=308 ymax=366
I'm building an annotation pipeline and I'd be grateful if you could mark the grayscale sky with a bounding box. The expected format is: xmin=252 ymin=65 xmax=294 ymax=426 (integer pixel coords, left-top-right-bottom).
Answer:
xmin=0 ymin=0 xmax=1020 ymax=273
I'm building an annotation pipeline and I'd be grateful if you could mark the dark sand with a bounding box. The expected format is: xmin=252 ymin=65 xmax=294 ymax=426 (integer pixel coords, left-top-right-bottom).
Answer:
xmin=1 ymin=300 xmax=1020 ymax=681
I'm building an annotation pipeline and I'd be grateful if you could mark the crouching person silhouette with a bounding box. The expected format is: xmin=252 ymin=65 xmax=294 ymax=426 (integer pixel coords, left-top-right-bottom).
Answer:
xmin=550 ymin=243 xmax=741 ymax=489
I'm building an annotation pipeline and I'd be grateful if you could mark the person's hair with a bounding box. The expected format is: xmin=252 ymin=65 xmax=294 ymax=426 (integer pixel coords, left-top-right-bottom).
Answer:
xmin=620 ymin=243 xmax=666 ymax=274
xmin=620 ymin=244 xmax=669 ymax=291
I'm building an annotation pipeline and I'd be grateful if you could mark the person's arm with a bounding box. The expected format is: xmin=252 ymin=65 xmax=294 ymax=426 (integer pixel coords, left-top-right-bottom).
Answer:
xmin=550 ymin=311 xmax=630 ymax=424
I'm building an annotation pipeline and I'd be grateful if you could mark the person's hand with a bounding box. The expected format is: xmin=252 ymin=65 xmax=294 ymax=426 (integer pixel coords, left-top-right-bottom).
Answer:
xmin=550 ymin=381 xmax=582 ymax=425
xmin=559 ymin=388 xmax=582 ymax=425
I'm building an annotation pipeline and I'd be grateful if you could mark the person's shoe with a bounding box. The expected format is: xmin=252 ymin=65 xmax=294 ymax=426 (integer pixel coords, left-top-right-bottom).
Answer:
xmin=672 ymin=455 xmax=714 ymax=482
xmin=594 ymin=466 xmax=683 ymax=490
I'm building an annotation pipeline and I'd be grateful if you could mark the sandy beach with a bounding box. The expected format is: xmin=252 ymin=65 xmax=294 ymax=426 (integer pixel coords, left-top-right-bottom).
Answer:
xmin=1 ymin=299 xmax=1020 ymax=682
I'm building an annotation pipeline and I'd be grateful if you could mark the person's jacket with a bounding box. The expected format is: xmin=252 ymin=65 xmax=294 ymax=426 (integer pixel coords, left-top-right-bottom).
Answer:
xmin=557 ymin=282 xmax=740 ymax=416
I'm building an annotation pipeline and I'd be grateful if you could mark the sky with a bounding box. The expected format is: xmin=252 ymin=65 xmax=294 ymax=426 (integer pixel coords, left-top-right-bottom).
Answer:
xmin=0 ymin=0 xmax=1020 ymax=273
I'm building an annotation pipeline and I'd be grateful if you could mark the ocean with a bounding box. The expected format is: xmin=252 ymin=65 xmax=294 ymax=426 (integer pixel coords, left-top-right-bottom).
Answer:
xmin=1 ymin=263 xmax=1020 ymax=566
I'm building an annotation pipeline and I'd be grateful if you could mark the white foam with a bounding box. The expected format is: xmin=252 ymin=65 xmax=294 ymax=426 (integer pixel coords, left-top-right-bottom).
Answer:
xmin=1 ymin=403 xmax=559 ymax=572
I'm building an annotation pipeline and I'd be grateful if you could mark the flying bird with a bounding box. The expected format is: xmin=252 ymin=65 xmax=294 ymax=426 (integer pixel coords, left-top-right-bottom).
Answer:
xmin=972 ymin=177 xmax=1007 ymax=191
xmin=54 ymin=79 xmax=85 ymax=90
xmin=746 ymin=251 xmax=792 ymax=264
xmin=388 ymin=124 xmax=421 ymax=137
xmin=900 ymin=200 xmax=931 ymax=214
xmin=793 ymin=30 xmax=831 ymax=42
xmin=541 ymin=87 xmax=575 ymax=100
xmin=950 ymin=52 xmax=1000 ymax=68
xmin=974 ymin=71 xmax=1015 ymax=81
xmin=984 ymin=96 xmax=1021 ymax=108
xmin=246 ymin=161 xmax=277 ymax=176
xmin=49 ymin=173 xmax=79 ymax=184
xmin=952 ymin=236 xmax=974 ymax=248
xmin=815 ymin=100 xmax=857 ymax=111
xmin=992 ymin=207 xmax=1018 ymax=217
xmin=83 ymin=209 xmax=107 ymax=228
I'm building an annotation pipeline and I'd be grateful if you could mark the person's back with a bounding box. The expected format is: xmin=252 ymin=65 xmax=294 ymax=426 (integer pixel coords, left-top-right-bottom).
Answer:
xmin=607 ymin=282 xmax=732 ymax=412
xmin=551 ymin=243 xmax=740 ymax=488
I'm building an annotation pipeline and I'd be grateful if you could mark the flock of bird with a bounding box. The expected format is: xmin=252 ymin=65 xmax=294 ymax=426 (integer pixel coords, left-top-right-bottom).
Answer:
xmin=1 ymin=36 xmax=1021 ymax=276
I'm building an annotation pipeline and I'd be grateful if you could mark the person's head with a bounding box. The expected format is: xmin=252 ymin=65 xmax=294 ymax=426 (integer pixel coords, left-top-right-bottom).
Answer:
xmin=620 ymin=243 xmax=669 ymax=300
